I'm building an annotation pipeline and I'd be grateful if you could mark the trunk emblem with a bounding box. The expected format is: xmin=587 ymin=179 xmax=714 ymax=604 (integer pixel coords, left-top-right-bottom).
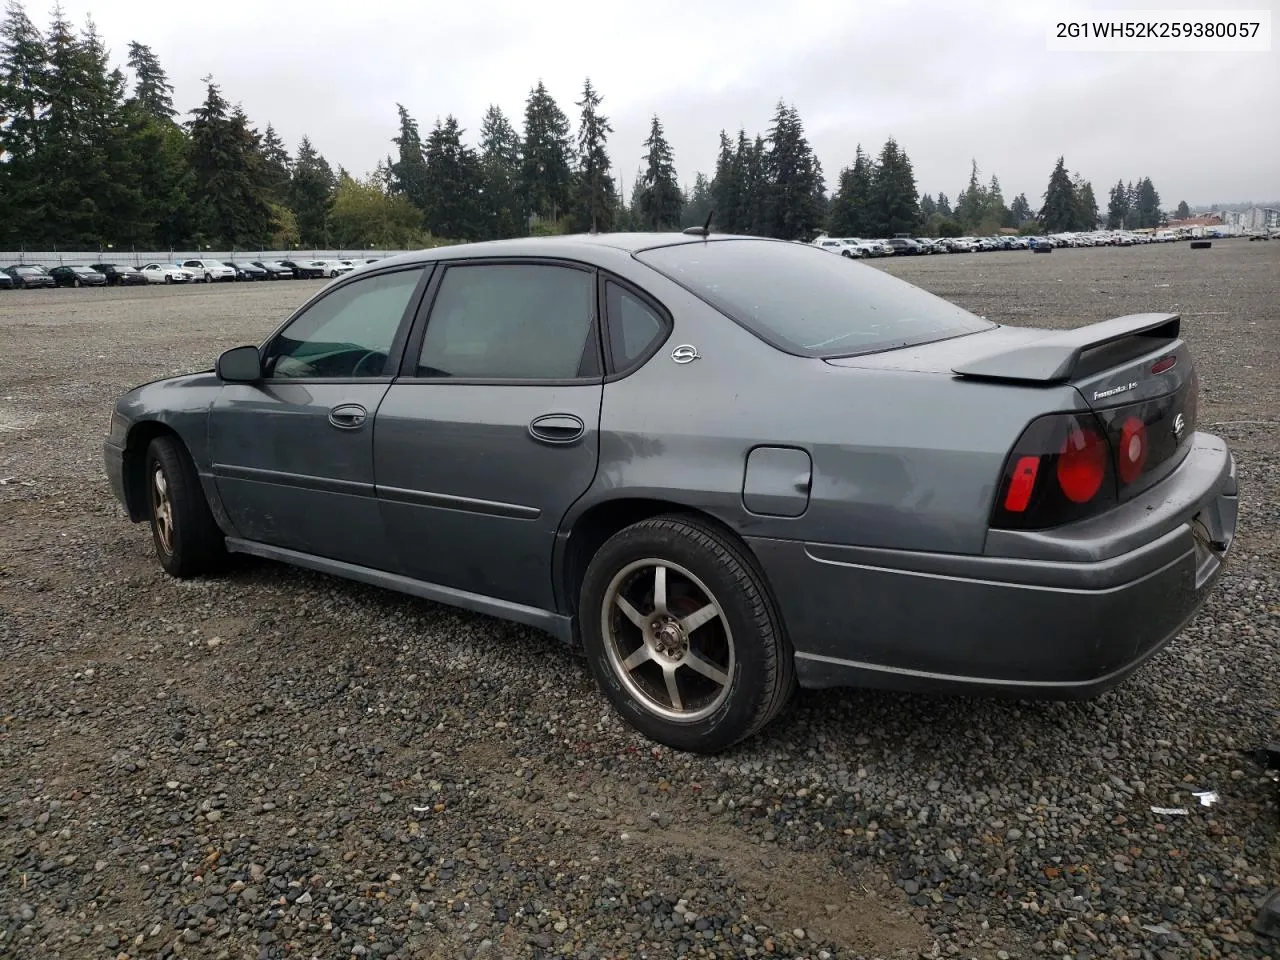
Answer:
xmin=671 ymin=344 xmax=701 ymax=364
xmin=1093 ymin=381 xmax=1137 ymax=402
xmin=1173 ymin=412 xmax=1186 ymax=439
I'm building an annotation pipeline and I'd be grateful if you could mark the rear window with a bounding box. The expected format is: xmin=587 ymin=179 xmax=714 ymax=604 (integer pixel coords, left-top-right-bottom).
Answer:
xmin=635 ymin=238 xmax=992 ymax=358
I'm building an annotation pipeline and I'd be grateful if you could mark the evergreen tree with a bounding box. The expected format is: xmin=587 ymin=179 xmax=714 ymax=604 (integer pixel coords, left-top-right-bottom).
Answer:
xmin=389 ymin=103 xmax=429 ymax=215
xmin=868 ymin=137 xmax=918 ymax=236
xmin=186 ymin=76 xmax=274 ymax=247
xmin=936 ymin=192 xmax=952 ymax=217
xmin=638 ymin=114 xmax=681 ymax=230
xmin=919 ymin=193 xmax=937 ymax=220
xmin=1174 ymin=199 xmax=1191 ymax=219
xmin=954 ymin=160 xmax=987 ymax=230
xmin=709 ymin=130 xmax=738 ymax=232
xmin=423 ymin=114 xmax=483 ymax=240
xmin=986 ymin=174 xmax=1010 ymax=227
xmin=1038 ymin=156 xmax=1077 ymax=232
xmin=1106 ymin=179 xmax=1129 ymax=228
xmin=1009 ymin=192 xmax=1033 ymax=225
xmin=827 ymin=144 xmax=872 ymax=237
xmin=259 ymin=123 xmax=291 ymax=201
xmin=125 ymin=40 xmax=173 ymax=119
xmin=1133 ymin=177 xmax=1161 ymax=228
xmin=570 ymin=77 xmax=616 ymax=232
xmin=681 ymin=172 xmax=713 ymax=230
xmin=764 ymin=101 xmax=823 ymax=240
xmin=521 ymin=80 xmax=573 ymax=223
xmin=289 ymin=134 xmax=335 ymax=246
xmin=743 ymin=135 xmax=769 ymax=235
xmin=1073 ymin=176 xmax=1098 ymax=229
xmin=478 ymin=103 xmax=522 ymax=239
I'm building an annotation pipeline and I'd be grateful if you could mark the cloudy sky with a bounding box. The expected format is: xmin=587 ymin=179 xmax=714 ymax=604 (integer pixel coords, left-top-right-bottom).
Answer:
xmin=17 ymin=0 xmax=1279 ymax=207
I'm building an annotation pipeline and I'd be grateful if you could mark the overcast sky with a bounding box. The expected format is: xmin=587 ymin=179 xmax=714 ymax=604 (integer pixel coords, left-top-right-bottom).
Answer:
xmin=19 ymin=0 xmax=1279 ymax=208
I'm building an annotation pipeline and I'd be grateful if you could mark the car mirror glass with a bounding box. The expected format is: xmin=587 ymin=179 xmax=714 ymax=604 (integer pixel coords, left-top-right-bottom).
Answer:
xmin=216 ymin=345 xmax=262 ymax=383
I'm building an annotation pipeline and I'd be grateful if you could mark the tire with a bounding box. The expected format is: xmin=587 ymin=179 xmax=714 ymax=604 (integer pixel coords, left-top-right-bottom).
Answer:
xmin=841 ymin=250 xmax=853 ymax=258
xmin=73 ymin=278 xmax=81 ymax=288
xmin=165 ymin=275 xmax=173 ymax=284
xmin=143 ymin=435 xmax=227 ymax=578
xmin=579 ymin=514 xmax=795 ymax=753
xmin=204 ymin=272 xmax=212 ymax=283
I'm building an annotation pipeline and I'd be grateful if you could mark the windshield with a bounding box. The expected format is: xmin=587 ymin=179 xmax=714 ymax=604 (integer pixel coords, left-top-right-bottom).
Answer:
xmin=635 ymin=238 xmax=993 ymax=358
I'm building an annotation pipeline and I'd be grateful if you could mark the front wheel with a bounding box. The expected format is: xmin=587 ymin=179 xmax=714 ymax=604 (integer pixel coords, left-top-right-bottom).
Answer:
xmin=73 ymin=278 xmax=82 ymax=287
xmin=579 ymin=515 xmax=795 ymax=753
xmin=144 ymin=435 xmax=227 ymax=578
xmin=164 ymin=275 xmax=173 ymax=284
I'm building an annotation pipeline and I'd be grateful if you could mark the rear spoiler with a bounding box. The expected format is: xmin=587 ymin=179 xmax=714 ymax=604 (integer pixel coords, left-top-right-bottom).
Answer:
xmin=952 ymin=313 xmax=1181 ymax=384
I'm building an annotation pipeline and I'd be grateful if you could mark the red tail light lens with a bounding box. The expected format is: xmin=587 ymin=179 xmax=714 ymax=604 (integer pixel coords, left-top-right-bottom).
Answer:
xmin=990 ymin=412 xmax=1118 ymax=530
xmin=1056 ymin=422 xmax=1107 ymax=502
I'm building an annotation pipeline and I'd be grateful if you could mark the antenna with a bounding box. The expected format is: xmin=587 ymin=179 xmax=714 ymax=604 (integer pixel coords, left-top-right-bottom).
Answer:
xmin=681 ymin=208 xmax=715 ymax=237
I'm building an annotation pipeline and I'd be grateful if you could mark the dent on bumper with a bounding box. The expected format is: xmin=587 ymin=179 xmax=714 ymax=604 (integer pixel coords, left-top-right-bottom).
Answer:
xmin=748 ymin=436 xmax=1238 ymax=698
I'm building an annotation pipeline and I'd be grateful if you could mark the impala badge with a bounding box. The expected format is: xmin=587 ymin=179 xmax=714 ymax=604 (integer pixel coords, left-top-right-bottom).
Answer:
xmin=671 ymin=344 xmax=701 ymax=364
xmin=1173 ymin=412 xmax=1185 ymax=439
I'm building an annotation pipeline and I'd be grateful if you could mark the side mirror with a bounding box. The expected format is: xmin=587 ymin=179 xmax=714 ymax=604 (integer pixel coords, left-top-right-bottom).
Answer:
xmin=216 ymin=345 xmax=263 ymax=383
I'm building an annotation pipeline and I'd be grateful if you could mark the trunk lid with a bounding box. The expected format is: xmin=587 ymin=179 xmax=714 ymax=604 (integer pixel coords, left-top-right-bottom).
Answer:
xmin=827 ymin=312 xmax=1199 ymax=502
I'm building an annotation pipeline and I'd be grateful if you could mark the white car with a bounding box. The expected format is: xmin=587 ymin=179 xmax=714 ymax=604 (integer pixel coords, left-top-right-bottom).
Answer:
xmin=177 ymin=258 xmax=237 ymax=282
xmin=308 ymin=259 xmax=355 ymax=278
xmin=140 ymin=262 xmax=193 ymax=284
xmin=812 ymin=237 xmax=863 ymax=258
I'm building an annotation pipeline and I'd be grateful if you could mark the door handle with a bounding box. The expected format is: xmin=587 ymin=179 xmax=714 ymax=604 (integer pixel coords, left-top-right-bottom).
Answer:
xmin=328 ymin=403 xmax=367 ymax=429
xmin=528 ymin=413 xmax=586 ymax=445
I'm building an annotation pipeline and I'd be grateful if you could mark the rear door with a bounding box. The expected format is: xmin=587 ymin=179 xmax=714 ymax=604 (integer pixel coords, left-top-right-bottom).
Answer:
xmin=373 ymin=259 xmax=603 ymax=611
xmin=208 ymin=264 xmax=430 ymax=569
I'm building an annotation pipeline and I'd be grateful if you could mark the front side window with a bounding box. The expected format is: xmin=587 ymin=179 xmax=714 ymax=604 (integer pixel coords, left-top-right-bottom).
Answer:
xmin=263 ymin=267 xmax=425 ymax=379
xmin=417 ymin=263 xmax=597 ymax=380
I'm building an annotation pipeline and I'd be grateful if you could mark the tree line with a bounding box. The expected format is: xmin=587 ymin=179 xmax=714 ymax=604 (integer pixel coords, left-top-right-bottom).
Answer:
xmin=0 ymin=2 xmax=1183 ymax=251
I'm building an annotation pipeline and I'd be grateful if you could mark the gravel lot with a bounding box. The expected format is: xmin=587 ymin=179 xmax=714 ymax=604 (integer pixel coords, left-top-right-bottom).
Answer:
xmin=2 ymin=240 xmax=1278 ymax=960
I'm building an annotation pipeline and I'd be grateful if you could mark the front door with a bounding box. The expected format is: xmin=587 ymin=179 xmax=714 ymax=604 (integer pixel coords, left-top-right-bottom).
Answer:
xmin=374 ymin=260 xmax=603 ymax=611
xmin=208 ymin=265 xmax=428 ymax=570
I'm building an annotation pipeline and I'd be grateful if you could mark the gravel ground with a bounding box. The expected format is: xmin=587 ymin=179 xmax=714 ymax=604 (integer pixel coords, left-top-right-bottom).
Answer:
xmin=1 ymin=240 xmax=1278 ymax=960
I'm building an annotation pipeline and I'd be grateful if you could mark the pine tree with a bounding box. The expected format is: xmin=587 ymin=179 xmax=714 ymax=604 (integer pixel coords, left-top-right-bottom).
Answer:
xmin=1038 ymin=156 xmax=1077 ymax=232
xmin=1106 ymin=179 xmax=1129 ymax=229
xmin=681 ymin=172 xmax=713 ymax=230
xmin=986 ymin=174 xmax=1010 ymax=227
xmin=570 ymin=78 xmax=616 ymax=232
xmin=764 ymin=101 xmax=823 ymax=240
xmin=868 ymin=137 xmax=918 ymax=237
xmin=1073 ymin=176 xmax=1098 ymax=230
xmin=423 ymin=114 xmax=483 ymax=240
xmin=259 ymin=123 xmax=291 ymax=201
xmin=1009 ymin=192 xmax=1032 ymax=225
xmin=954 ymin=160 xmax=987 ymax=230
xmin=709 ymin=130 xmax=738 ymax=231
xmin=827 ymin=144 xmax=873 ymax=237
xmin=289 ymin=134 xmax=335 ymax=246
xmin=936 ymin=192 xmax=952 ymax=217
xmin=521 ymin=80 xmax=573 ymax=223
xmin=389 ymin=103 xmax=429 ymax=216
xmin=187 ymin=76 xmax=274 ymax=247
xmin=479 ymin=104 xmax=522 ymax=239
xmin=638 ymin=114 xmax=681 ymax=230
xmin=125 ymin=40 xmax=173 ymax=119
xmin=1174 ymin=200 xmax=1191 ymax=219
xmin=1134 ymin=177 xmax=1161 ymax=228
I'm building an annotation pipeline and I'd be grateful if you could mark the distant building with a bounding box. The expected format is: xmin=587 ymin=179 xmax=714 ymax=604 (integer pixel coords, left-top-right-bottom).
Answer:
xmin=1218 ymin=207 xmax=1280 ymax=231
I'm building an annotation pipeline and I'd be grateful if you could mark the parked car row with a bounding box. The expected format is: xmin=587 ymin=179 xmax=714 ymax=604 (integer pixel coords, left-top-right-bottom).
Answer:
xmin=0 ymin=256 xmax=383 ymax=289
xmin=813 ymin=229 xmax=1204 ymax=259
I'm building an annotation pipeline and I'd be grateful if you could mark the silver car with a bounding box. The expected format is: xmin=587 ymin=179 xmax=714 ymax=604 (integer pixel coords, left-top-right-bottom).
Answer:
xmin=102 ymin=232 xmax=1238 ymax=753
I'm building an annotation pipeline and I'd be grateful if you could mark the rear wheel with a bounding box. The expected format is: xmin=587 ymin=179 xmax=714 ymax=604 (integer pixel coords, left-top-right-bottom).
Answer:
xmin=579 ymin=514 xmax=795 ymax=753
xmin=204 ymin=272 xmax=212 ymax=283
xmin=73 ymin=277 xmax=82 ymax=287
xmin=144 ymin=435 xmax=227 ymax=578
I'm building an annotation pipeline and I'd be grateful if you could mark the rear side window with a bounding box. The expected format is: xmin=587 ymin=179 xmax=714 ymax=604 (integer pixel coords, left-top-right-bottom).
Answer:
xmin=418 ymin=263 xmax=597 ymax=380
xmin=604 ymin=280 xmax=667 ymax=370
xmin=636 ymin=238 xmax=993 ymax=358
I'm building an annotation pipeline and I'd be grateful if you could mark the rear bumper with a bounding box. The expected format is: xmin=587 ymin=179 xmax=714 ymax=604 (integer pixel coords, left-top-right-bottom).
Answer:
xmin=747 ymin=432 xmax=1238 ymax=698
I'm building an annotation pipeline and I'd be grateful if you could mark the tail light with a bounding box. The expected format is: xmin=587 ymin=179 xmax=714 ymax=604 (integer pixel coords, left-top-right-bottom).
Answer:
xmin=991 ymin=412 xmax=1118 ymax=530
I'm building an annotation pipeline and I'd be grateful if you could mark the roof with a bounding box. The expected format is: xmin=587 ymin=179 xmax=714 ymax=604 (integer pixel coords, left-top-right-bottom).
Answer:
xmin=371 ymin=231 xmax=788 ymax=269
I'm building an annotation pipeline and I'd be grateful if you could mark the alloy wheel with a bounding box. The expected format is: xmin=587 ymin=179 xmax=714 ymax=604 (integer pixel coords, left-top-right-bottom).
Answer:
xmin=600 ymin=558 xmax=734 ymax=722
xmin=150 ymin=464 xmax=174 ymax=556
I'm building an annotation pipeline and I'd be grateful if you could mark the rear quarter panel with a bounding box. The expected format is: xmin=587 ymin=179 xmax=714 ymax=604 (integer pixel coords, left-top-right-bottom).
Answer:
xmin=581 ymin=264 xmax=1086 ymax=556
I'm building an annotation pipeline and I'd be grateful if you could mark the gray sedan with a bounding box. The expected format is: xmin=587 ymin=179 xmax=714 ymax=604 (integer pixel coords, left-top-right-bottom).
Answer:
xmin=103 ymin=232 xmax=1238 ymax=753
